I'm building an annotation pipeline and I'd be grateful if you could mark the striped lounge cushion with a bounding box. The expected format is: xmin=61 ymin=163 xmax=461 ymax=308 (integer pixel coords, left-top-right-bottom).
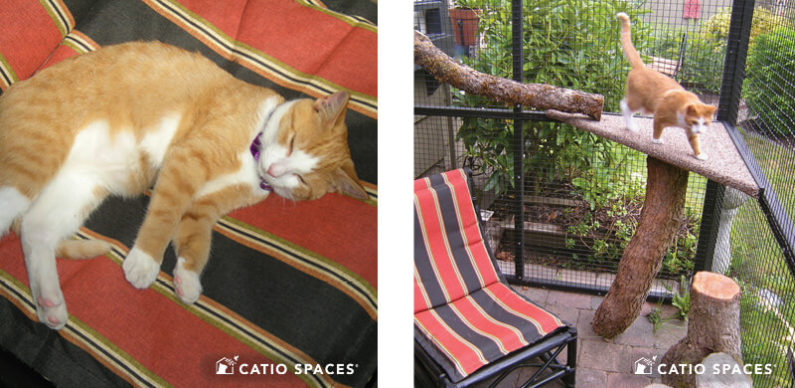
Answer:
xmin=414 ymin=169 xmax=565 ymax=381
xmin=0 ymin=1 xmax=377 ymax=386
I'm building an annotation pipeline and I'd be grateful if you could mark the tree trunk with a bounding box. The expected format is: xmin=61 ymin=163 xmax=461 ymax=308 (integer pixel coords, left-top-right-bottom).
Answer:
xmin=592 ymin=156 xmax=689 ymax=338
xmin=661 ymin=272 xmax=743 ymax=388
xmin=414 ymin=31 xmax=604 ymax=120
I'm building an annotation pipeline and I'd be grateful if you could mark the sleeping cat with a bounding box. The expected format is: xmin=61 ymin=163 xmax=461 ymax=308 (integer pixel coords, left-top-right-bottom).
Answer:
xmin=617 ymin=12 xmax=717 ymax=160
xmin=0 ymin=41 xmax=368 ymax=330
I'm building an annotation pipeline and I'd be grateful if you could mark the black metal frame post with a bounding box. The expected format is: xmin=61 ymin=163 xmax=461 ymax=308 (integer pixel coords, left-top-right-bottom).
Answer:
xmin=511 ymin=0 xmax=525 ymax=280
xmin=718 ymin=0 xmax=755 ymax=127
xmin=695 ymin=0 xmax=756 ymax=272
xmin=695 ymin=181 xmax=725 ymax=272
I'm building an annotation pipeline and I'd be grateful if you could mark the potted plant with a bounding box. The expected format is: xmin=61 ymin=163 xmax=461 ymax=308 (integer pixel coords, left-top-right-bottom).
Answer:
xmin=448 ymin=1 xmax=480 ymax=54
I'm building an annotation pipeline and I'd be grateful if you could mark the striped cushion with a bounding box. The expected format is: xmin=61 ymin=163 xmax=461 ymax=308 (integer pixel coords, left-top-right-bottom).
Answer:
xmin=414 ymin=169 xmax=501 ymax=312
xmin=414 ymin=170 xmax=565 ymax=381
xmin=0 ymin=1 xmax=377 ymax=386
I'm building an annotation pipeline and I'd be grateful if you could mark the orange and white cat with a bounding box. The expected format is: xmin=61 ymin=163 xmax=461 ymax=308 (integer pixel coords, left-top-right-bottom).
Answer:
xmin=0 ymin=42 xmax=367 ymax=330
xmin=617 ymin=12 xmax=717 ymax=160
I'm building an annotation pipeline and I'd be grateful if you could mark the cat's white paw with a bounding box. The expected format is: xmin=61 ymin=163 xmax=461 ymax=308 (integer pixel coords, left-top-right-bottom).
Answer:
xmin=123 ymin=247 xmax=160 ymax=289
xmin=173 ymin=257 xmax=202 ymax=304
xmin=32 ymin=286 xmax=68 ymax=330
xmin=696 ymin=153 xmax=708 ymax=161
xmin=651 ymin=137 xmax=664 ymax=144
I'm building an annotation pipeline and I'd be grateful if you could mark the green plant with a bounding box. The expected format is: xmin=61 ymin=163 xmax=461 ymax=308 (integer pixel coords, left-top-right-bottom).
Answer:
xmin=743 ymin=27 xmax=795 ymax=138
xmin=647 ymin=25 xmax=725 ymax=94
xmin=454 ymin=0 xmax=652 ymax=196
xmin=677 ymin=36 xmax=725 ymax=94
xmin=671 ymin=275 xmax=691 ymax=321
xmin=702 ymin=7 xmax=788 ymax=48
xmin=646 ymin=306 xmax=666 ymax=334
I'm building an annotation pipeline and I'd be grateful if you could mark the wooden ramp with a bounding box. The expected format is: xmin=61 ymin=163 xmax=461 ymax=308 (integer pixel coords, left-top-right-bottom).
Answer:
xmin=545 ymin=110 xmax=759 ymax=198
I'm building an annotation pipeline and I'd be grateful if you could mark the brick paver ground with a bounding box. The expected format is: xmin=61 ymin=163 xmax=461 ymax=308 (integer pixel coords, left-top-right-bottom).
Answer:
xmin=471 ymin=286 xmax=687 ymax=388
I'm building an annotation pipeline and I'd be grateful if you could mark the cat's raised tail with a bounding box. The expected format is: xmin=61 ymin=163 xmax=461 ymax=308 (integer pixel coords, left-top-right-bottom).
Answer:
xmin=617 ymin=12 xmax=645 ymax=69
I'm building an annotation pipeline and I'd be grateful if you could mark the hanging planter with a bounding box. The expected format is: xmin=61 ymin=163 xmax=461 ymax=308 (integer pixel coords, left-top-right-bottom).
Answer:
xmin=448 ymin=7 xmax=480 ymax=48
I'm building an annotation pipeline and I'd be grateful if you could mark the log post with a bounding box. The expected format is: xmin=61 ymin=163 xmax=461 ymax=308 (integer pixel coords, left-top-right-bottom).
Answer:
xmin=592 ymin=156 xmax=689 ymax=338
xmin=414 ymin=31 xmax=604 ymax=120
xmin=661 ymin=272 xmax=743 ymax=388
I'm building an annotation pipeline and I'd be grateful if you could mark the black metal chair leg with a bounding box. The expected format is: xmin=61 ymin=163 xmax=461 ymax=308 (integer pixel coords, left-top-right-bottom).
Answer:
xmin=564 ymin=329 xmax=578 ymax=388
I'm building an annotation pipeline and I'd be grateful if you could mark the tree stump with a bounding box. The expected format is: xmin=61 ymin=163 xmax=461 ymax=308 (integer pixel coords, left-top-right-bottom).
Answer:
xmin=592 ymin=156 xmax=689 ymax=338
xmin=661 ymin=272 xmax=743 ymax=388
xmin=414 ymin=31 xmax=604 ymax=120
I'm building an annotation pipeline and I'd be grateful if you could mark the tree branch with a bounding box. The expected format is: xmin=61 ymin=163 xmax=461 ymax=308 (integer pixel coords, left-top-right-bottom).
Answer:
xmin=414 ymin=31 xmax=604 ymax=120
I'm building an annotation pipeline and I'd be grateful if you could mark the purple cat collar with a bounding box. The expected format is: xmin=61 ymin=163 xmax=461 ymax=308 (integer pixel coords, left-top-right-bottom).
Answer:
xmin=249 ymin=136 xmax=273 ymax=192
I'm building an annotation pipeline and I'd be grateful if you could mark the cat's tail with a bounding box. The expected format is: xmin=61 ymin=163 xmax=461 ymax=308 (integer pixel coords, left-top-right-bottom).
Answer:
xmin=56 ymin=239 xmax=112 ymax=260
xmin=616 ymin=12 xmax=645 ymax=69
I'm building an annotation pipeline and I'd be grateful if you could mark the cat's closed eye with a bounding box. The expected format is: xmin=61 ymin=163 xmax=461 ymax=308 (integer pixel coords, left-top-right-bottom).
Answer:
xmin=288 ymin=134 xmax=296 ymax=156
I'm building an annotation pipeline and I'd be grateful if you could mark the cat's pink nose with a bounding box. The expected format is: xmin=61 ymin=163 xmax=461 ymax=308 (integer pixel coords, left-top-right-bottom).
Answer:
xmin=267 ymin=164 xmax=286 ymax=178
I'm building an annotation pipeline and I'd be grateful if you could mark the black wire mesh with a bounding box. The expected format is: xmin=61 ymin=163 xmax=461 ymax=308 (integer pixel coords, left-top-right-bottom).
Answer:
xmin=414 ymin=1 xmax=795 ymax=385
xmin=726 ymin=1 xmax=795 ymax=386
xmin=414 ymin=0 xmax=723 ymax=290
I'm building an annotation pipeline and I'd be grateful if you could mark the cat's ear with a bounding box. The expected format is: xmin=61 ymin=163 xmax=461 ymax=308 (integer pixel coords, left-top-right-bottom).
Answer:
xmin=705 ymin=105 xmax=717 ymax=117
xmin=332 ymin=164 xmax=368 ymax=200
xmin=685 ymin=104 xmax=698 ymax=116
xmin=313 ymin=91 xmax=350 ymax=129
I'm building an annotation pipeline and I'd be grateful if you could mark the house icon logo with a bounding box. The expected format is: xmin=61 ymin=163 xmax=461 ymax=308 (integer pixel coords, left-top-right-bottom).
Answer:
xmin=633 ymin=355 xmax=657 ymax=375
xmin=216 ymin=356 xmax=239 ymax=375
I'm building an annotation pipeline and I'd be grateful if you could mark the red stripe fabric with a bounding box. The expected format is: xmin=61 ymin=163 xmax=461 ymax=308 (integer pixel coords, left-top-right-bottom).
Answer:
xmin=414 ymin=272 xmax=430 ymax=312
xmin=415 ymin=309 xmax=481 ymax=376
xmin=415 ymin=182 xmax=468 ymax=304
xmin=174 ymin=0 xmax=246 ymax=37
xmin=179 ymin=0 xmax=377 ymax=97
xmin=0 ymin=234 xmax=306 ymax=387
xmin=0 ymin=2 xmax=64 ymax=81
xmin=38 ymin=43 xmax=80 ymax=70
xmin=449 ymin=297 xmax=527 ymax=353
xmin=485 ymin=283 xmax=563 ymax=335
xmin=442 ymin=170 xmax=500 ymax=289
xmin=228 ymin=193 xmax=377 ymax=289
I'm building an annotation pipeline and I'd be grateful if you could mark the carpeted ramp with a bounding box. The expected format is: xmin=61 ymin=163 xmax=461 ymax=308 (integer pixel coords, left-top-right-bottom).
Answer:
xmin=546 ymin=110 xmax=758 ymax=198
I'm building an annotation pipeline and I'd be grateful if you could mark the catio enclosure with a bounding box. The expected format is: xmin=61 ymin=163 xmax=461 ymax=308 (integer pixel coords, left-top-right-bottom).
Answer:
xmin=414 ymin=0 xmax=795 ymax=386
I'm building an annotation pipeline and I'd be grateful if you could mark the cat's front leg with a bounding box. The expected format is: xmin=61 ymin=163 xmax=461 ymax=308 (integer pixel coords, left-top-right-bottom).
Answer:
xmin=124 ymin=151 xmax=207 ymax=289
xmin=172 ymin=185 xmax=260 ymax=304
xmin=172 ymin=215 xmax=212 ymax=304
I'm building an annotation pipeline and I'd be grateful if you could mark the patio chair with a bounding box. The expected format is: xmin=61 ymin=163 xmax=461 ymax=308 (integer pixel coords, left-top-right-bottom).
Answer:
xmin=414 ymin=169 xmax=577 ymax=387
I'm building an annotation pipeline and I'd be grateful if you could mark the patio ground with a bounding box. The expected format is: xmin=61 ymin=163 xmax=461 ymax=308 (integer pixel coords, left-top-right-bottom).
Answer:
xmin=476 ymin=285 xmax=688 ymax=388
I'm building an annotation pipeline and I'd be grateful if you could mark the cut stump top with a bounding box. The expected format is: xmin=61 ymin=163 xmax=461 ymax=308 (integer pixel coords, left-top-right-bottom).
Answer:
xmin=693 ymin=271 xmax=741 ymax=301
xmin=545 ymin=110 xmax=759 ymax=198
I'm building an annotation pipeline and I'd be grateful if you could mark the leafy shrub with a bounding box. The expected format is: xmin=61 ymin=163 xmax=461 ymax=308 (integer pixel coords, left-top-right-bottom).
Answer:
xmin=451 ymin=0 xmax=697 ymax=274
xmin=677 ymin=35 xmax=725 ymax=94
xmin=648 ymin=26 xmax=724 ymax=94
xmin=703 ymin=7 xmax=788 ymax=47
xmin=743 ymin=27 xmax=795 ymax=138
xmin=454 ymin=0 xmax=651 ymax=195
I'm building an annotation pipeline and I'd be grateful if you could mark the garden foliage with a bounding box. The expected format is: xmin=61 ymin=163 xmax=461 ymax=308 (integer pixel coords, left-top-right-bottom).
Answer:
xmin=743 ymin=26 xmax=795 ymax=138
xmin=452 ymin=0 xmax=699 ymax=275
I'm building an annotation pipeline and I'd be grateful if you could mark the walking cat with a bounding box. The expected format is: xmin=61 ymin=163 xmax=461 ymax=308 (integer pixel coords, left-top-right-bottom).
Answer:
xmin=617 ymin=12 xmax=717 ymax=160
xmin=0 ymin=41 xmax=368 ymax=330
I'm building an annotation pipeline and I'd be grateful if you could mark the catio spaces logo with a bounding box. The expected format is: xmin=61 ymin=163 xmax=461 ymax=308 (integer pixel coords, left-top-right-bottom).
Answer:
xmin=632 ymin=354 xmax=774 ymax=376
xmin=216 ymin=356 xmax=239 ymax=375
xmin=633 ymin=355 xmax=657 ymax=375
xmin=214 ymin=355 xmax=358 ymax=376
